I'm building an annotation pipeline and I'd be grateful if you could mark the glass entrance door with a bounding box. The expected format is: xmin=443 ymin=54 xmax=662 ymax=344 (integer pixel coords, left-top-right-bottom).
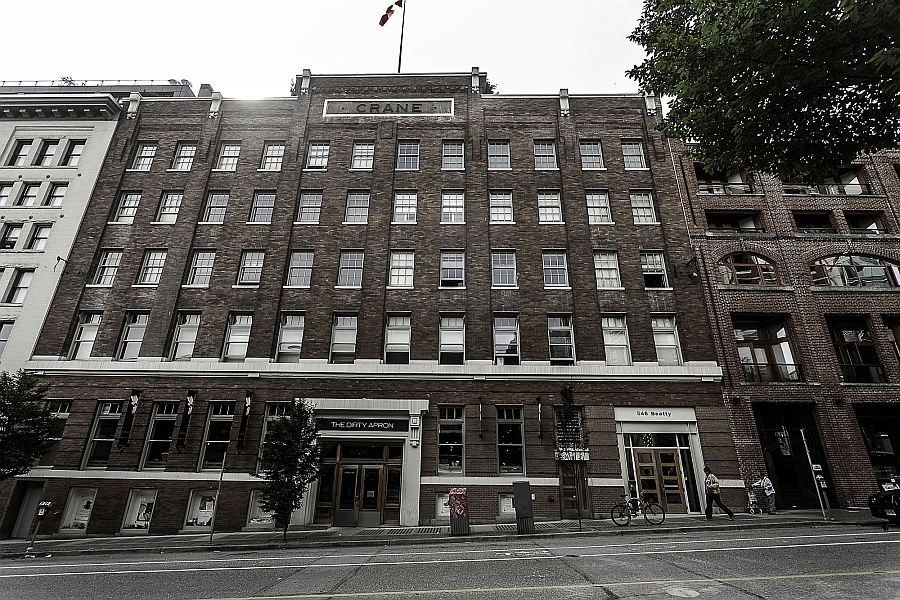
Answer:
xmin=332 ymin=465 xmax=383 ymax=527
xmin=558 ymin=462 xmax=590 ymax=519
xmin=333 ymin=467 xmax=359 ymax=526
xmin=633 ymin=449 xmax=687 ymax=513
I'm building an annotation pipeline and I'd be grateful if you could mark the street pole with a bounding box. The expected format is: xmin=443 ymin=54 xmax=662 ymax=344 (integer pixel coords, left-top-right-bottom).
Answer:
xmin=26 ymin=520 xmax=42 ymax=554
xmin=397 ymin=0 xmax=408 ymax=73
xmin=208 ymin=450 xmax=227 ymax=545
xmin=799 ymin=429 xmax=827 ymax=520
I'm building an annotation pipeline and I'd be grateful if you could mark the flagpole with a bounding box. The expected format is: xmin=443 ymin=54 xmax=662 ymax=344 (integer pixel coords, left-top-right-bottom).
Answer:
xmin=397 ymin=0 xmax=407 ymax=73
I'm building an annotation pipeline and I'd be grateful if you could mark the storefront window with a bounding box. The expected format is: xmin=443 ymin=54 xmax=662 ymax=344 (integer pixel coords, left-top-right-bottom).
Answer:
xmin=247 ymin=490 xmax=276 ymax=527
xmin=185 ymin=489 xmax=217 ymax=528
xmin=122 ymin=488 xmax=157 ymax=532
xmin=59 ymin=487 xmax=97 ymax=532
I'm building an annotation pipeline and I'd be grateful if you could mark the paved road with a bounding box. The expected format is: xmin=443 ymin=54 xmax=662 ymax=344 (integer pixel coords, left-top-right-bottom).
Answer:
xmin=1 ymin=525 xmax=898 ymax=599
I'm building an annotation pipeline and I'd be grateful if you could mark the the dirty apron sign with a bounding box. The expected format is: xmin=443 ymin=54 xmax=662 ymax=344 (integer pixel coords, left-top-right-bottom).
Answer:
xmin=317 ymin=419 xmax=409 ymax=431
xmin=324 ymin=99 xmax=453 ymax=116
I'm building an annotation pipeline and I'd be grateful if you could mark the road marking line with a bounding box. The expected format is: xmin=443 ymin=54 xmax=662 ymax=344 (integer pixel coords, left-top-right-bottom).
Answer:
xmin=199 ymin=570 xmax=900 ymax=600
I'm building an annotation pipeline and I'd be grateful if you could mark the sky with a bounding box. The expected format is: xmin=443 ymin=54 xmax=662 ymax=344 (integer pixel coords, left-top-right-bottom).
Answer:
xmin=2 ymin=0 xmax=647 ymax=98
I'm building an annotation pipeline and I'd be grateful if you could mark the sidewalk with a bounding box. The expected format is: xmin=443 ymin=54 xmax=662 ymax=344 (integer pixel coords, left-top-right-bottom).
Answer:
xmin=2 ymin=509 xmax=887 ymax=559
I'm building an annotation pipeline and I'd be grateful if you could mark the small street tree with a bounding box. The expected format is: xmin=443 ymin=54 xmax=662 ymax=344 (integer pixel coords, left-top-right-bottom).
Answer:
xmin=554 ymin=384 xmax=589 ymax=528
xmin=0 ymin=371 xmax=55 ymax=481
xmin=258 ymin=399 xmax=323 ymax=540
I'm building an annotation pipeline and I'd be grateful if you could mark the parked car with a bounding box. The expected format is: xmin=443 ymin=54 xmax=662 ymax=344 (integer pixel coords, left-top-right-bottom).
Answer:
xmin=869 ymin=478 xmax=900 ymax=530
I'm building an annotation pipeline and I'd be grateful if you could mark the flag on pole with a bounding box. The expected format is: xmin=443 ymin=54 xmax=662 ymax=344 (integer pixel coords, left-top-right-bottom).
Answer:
xmin=379 ymin=0 xmax=403 ymax=26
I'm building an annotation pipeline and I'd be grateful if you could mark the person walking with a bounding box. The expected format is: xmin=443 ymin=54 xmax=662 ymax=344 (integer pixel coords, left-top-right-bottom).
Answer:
xmin=704 ymin=466 xmax=735 ymax=521
xmin=752 ymin=472 xmax=777 ymax=514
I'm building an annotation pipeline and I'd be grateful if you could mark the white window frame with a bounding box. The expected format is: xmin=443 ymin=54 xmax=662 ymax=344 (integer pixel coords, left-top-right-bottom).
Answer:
xmin=6 ymin=269 xmax=33 ymax=303
xmin=384 ymin=314 xmax=411 ymax=364
xmin=641 ymin=251 xmax=669 ymax=288
xmin=497 ymin=406 xmax=524 ymax=474
xmin=586 ymin=191 xmax=612 ymax=224
xmin=118 ymin=312 xmax=149 ymax=361
xmin=533 ymin=140 xmax=558 ymax=170
xmin=286 ymin=250 xmax=313 ymax=287
xmin=594 ymin=250 xmax=622 ymax=289
xmin=579 ymin=140 xmax=605 ymax=169
xmin=187 ymin=250 xmax=215 ymax=286
xmin=538 ymin=191 xmax=563 ymax=223
xmin=132 ymin=143 xmax=157 ymax=171
xmin=155 ymin=192 xmax=183 ymax=223
xmin=62 ymin=140 xmax=85 ymax=167
xmin=493 ymin=314 xmax=520 ymax=365
xmin=171 ymin=312 xmax=200 ymax=360
xmin=441 ymin=191 xmax=465 ymax=224
xmin=223 ymin=313 xmax=252 ymax=361
xmin=392 ymin=191 xmax=417 ymax=224
xmin=630 ymin=191 xmax=657 ymax=224
xmin=83 ymin=402 xmax=123 ymax=469
xmin=27 ymin=223 xmax=49 ymax=250
xmin=237 ymin=251 xmax=265 ymax=285
xmin=35 ymin=139 xmax=59 ymax=166
xmin=1 ymin=223 xmax=21 ymax=249
xmin=440 ymin=250 xmax=464 ymax=288
xmin=438 ymin=406 xmax=465 ymax=473
xmin=215 ymin=142 xmax=241 ymax=171
xmin=488 ymin=140 xmax=511 ymax=170
xmin=199 ymin=402 xmax=234 ymax=470
xmin=171 ymin=143 xmax=197 ymax=171
xmin=491 ymin=250 xmax=517 ymax=288
xmin=276 ymin=313 xmax=305 ymax=363
xmin=442 ymin=140 xmax=464 ymax=170
xmin=297 ymin=191 xmax=323 ymax=223
xmin=602 ymin=314 xmax=632 ymax=366
xmin=7 ymin=139 xmax=33 ymax=166
xmin=622 ymin=140 xmax=647 ymax=169
xmin=305 ymin=141 xmax=330 ymax=169
xmin=141 ymin=402 xmax=179 ymax=469
xmin=351 ymin=141 xmax=375 ymax=170
xmin=389 ymin=250 xmax=414 ymax=288
xmin=260 ymin=142 xmax=285 ymax=171
xmin=548 ymin=315 xmax=575 ymax=365
xmin=114 ymin=193 xmax=141 ymax=224
xmin=202 ymin=193 xmax=229 ymax=223
xmin=330 ymin=314 xmax=358 ymax=364
xmin=138 ymin=250 xmax=167 ymax=285
xmin=344 ymin=191 xmax=370 ymax=224
xmin=542 ymin=251 xmax=569 ymax=288
xmin=17 ymin=184 xmax=39 ymax=206
xmin=46 ymin=183 xmax=67 ymax=207
xmin=0 ymin=321 xmax=13 ymax=357
xmin=651 ymin=314 xmax=683 ymax=366
xmin=396 ymin=140 xmax=420 ymax=170
xmin=71 ymin=312 xmax=102 ymax=359
xmin=337 ymin=251 xmax=364 ymax=288
xmin=489 ymin=191 xmax=514 ymax=223
xmin=250 ymin=192 xmax=275 ymax=224
xmin=439 ymin=314 xmax=465 ymax=365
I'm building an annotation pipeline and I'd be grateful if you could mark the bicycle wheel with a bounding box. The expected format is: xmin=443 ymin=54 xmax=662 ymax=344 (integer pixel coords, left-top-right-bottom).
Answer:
xmin=643 ymin=503 xmax=665 ymax=525
xmin=610 ymin=504 xmax=631 ymax=526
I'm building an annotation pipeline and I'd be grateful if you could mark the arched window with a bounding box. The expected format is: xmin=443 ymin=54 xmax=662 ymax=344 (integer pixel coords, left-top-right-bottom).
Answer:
xmin=718 ymin=253 xmax=780 ymax=285
xmin=809 ymin=255 xmax=900 ymax=287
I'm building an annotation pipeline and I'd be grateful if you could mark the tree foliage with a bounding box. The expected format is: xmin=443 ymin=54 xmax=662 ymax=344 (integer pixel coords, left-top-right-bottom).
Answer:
xmin=628 ymin=0 xmax=900 ymax=182
xmin=258 ymin=399 xmax=323 ymax=539
xmin=555 ymin=384 xmax=583 ymax=451
xmin=0 ymin=371 xmax=55 ymax=481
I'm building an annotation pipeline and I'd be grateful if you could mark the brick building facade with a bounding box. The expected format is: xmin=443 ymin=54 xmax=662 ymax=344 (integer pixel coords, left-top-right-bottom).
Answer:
xmin=2 ymin=70 xmax=739 ymax=538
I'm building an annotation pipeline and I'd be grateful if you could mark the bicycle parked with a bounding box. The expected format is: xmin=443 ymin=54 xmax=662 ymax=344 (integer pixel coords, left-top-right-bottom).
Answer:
xmin=610 ymin=493 xmax=666 ymax=526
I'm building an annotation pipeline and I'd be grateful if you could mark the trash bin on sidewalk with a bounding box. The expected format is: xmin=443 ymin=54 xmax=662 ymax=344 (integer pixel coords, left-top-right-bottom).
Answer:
xmin=449 ymin=487 xmax=469 ymax=535
xmin=513 ymin=481 xmax=534 ymax=534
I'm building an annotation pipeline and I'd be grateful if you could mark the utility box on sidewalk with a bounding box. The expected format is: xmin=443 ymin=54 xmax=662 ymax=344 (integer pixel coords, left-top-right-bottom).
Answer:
xmin=513 ymin=481 xmax=534 ymax=534
xmin=449 ymin=487 xmax=469 ymax=535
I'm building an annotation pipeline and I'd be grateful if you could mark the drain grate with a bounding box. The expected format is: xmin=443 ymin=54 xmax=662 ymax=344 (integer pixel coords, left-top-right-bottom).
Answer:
xmin=494 ymin=524 xmax=517 ymax=531
xmin=356 ymin=529 xmax=385 ymax=536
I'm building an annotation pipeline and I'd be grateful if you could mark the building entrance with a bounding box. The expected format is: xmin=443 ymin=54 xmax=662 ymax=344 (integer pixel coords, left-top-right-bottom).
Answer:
xmin=633 ymin=449 xmax=688 ymax=513
xmin=315 ymin=443 xmax=403 ymax=526
xmin=558 ymin=462 xmax=590 ymax=519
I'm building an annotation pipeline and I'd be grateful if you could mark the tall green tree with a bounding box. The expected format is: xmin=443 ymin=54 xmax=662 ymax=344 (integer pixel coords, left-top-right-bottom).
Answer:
xmin=258 ymin=399 xmax=323 ymax=540
xmin=628 ymin=0 xmax=900 ymax=182
xmin=0 ymin=371 xmax=55 ymax=480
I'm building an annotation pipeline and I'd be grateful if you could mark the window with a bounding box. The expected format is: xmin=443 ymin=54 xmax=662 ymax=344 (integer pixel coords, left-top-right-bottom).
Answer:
xmin=38 ymin=400 xmax=70 ymax=466
xmin=846 ymin=211 xmax=887 ymax=234
xmin=260 ymin=142 xmax=285 ymax=171
xmin=0 ymin=184 xmax=12 ymax=206
xmin=115 ymin=193 xmax=141 ymax=223
xmin=441 ymin=191 xmax=465 ymax=223
xmin=92 ymin=250 xmax=122 ymax=285
xmin=384 ymin=315 xmax=411 ymax=364
xmin=438 ymin=406 xmax=464 ymax=473
xmin=594 ymin=250 xmax=622 ymax=288
xmin=305 ymin=142 xmax=330 ymax=169
xmin=793 ymin=211 xmax=835 ymax=233
xmin=490 ymin=191 xmax=513 ymax=223
xmin=276 ymin=313 xmax=305 ymax=363
xmin=203 ymin=192 xmax=229 ymax=223
xmin=396 ymin=140 xmax=419 ymax=170
xmin=810 ymin=255 xmax=900 ymax=287
xmin=237 ymin=251 xmax=265 ymax=285
xmin=298 ymin=191 xmax=323 ymax=223
xmin=200 ymin=403 xmax=234 ymax=470
xmin=1 ymin=224 xmax=21 ymax=249
xmin=548 ymin=315 xmax=575 ymax=365
xmin=71 ymin=313 xmax=102 ymax=359
xmin=621 ymin=140 xmax=646 ymax=169
xmin=83 ymin=402 xmax=122 ymax=468
xmin=718 ymin=253 xmax=780 ymax=285
xmin=533 ymin=141 xmax=558 ymax=169
xmin=35 ymin=140 xmax=59 ymax=166
xmin=442 ymin=140 xmax=464 ymax=169
xmin=171 ymin=142 xmax=196 ymax=171
xmin=330 ymin=314 xmax=358 ymax=363
xmin=493 ymin=314 xmax=520 ymax=365
xmin=6 ymin=269 xmax=33 ymax=303
xmin=733 ymin=316 xmax=800 ymax=382
xmin=156 ymin=192 xmax=183 ymax=223
xmin=586 ymin=191 xmax=612 ymax=223
xmin=138 ymin=250 xmax=167 ymax=285
xmin=344 ymin=191 xmax=370 ymax=223
xmin=45 ymin=183 xmax=67 ymax=207
xmin=16 ymin=184 xmax=39 ymax=206
xmin=187 ymin=251 xmax=215 ymax=285
xmin=338 ymin=251 xmax=364 ymax=287
xmin=695 ymin=165 xmax=754 ymax=194
xmin=250 ymin=192 xmax=275 ymax=223
xmin=554 ymin=405 xmax=586 ymax=450
xmin=497 ymin=407 xmax=524 ymax=473
xmin=132 ymin=143 xmax=157 ymax=170
xmin=392 ymin=191 xmax=417 ymax=223
xmin=223 ymin=313 xmax=252 ymax=361
xmin=142 ymin=402 xmax=179 ymax=469
xmin=488 ymin=140 xmax=511 ymax=169
xmin=705 ymin=210 xmax=763 ymax=232
xmin=439 ymin=314 xmax=465 ymax=365
xmin=630 ymin=191 xmax=657 ymax=223
xmin=351 ymin=141 xmax=375 ymax=169
xmin=389 ymin=251 xmax=414 ymax=288
xmin=118 ymin=312 xmax=149 ymax=360
xmin=286 ymin=250 xmax=313 ymax=287
xmin=602 ymin=315 xmax=631 ymax=365
xmin=27 ymin=224 xmax=51 ymax=250
xmin=0 ymin=321 xmax=13 ymax=357
xmin=171 ymin=313 xmax=200 ymax=360
xmin=538 ymin=191 xmax=563 ymax=223
xmin=216 ymin=142 xmax=241 ymax=170
xmin=829 ymin=316 xmax=887 ymax=383
xmin=7 ymin=140 xmax=32 ymax=166
xmin=641 ymin=252 xmax=668 ymax=288
xmin=543 ymin=251 xmax=569 ymax=287
xmin=651 ymin=315 xmax=682 ymax=365
xmin=440 ymin=251 xmax=464 ymax=287
xmin=61 ymin=140 xmax=85 ymax=167
xmin=492 ymin=250 xmax=517 ymax=287
xmin=579 ymin=140 xmax=604 ymax=169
